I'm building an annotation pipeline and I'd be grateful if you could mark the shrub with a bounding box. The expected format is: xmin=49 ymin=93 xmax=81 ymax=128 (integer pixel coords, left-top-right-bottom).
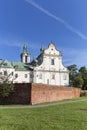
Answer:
xmin=0 ymin=83 xmax=15 ymax=97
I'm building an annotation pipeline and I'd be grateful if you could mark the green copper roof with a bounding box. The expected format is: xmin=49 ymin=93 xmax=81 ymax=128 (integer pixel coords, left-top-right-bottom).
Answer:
xmin=0 ymin=60 xmax=13 ymax=68
xmin=0 ymin=59 xmax=33 ymax=71
xmin=12 ymin=62 xmax=31 ymax=71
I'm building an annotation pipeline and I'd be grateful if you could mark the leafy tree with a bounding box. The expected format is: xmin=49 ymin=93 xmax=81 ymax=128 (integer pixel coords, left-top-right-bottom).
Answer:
xmin=0 ymin=83 xmax=14 ymax=97
xmin=67 ymin=64 xmax=83 ymax=88
xmin=73 ymin=73 xmax=83 ymax=88
xmin=0 ymin=72 xmax=15 ymax=97
xmin=67 ymin=64 xmax=78 ymax=86
xmin=79 ymin=67 xmax=87 ymax=90
xmin=67 ymin=64 xmax=78 ymax=75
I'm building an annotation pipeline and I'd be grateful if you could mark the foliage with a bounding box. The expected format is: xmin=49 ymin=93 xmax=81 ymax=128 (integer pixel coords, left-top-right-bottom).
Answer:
xmin=67 ymin=64 xmax=83 ymax=88
xmin=0 ymin=83 xmax=14 ymax=97
xmin=67 ymin=64 xmax=87 ymax=89
xmin=0 ymin=97 xmax=87 ymax=130
xmin=0 ymin=72 xmax=15 ymax=97
xmin=73 ymin=73 xmax=83 ymax=88
xmin=79 ymin=67 xmax=87 ymax=89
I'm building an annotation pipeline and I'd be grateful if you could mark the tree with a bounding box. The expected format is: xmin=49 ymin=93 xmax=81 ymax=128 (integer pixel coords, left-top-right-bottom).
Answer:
xmin=79 ymin=67 xmax=87 ymax=90
xmin=0 ymin=72 xmax=15 ymax=97
xmin=67 ymin=64 xmax=78 ymax=86
xmin=73 ymin=73 xmax=83 ymax=88
xmin=67 ymin=64 xmax=83 ymax=88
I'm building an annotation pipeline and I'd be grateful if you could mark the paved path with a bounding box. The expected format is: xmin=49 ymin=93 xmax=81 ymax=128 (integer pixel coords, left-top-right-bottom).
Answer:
xmin=0 ymin=98 xmax=87 ymax=109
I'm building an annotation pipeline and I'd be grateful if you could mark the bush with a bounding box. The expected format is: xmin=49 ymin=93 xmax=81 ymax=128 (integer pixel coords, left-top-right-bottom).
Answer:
xmin=0 ymin=83 xmax=15 ymax=97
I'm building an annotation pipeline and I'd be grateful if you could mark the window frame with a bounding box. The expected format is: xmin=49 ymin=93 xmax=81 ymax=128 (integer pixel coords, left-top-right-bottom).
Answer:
xmin=15 ymin=73 xmax=18 ymax=78
xmin=4 ymin=71 xmax=7 ymax=76
xmin=52 ymin=74 xmax=55 ymax=79
xmin=51 ymin=59 xmax=55 ymax=65
xmin=25 ymin=74 xmax=28 ymax=78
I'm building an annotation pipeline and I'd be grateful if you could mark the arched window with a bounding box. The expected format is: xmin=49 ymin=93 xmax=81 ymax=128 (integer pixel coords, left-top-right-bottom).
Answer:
xmin=25 ymin=56 xmax=27 ymax=63
xmin=25 ymin=74 xmax=28 ymax=78
xmin=15 ymin=73 xmax=18 ymax=78
xmin=51 ymin=59 xmax=55 ymax=65
xmin=4 ymin=71 xmax=7 ymax=76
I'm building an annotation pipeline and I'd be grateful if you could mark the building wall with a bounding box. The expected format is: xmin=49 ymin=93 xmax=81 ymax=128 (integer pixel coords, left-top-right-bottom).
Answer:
xmin=13 ymin=70 xmax=32 ymax=83
xmin=33 ymin=44 xmax=69 ymax=86
xmin=33 ymin=71 xmax=68 ymax=85
xmin=0 ymin=68 xmax=15 ymax=82
xmin=0 ymin=68 xmax=33 ymax=83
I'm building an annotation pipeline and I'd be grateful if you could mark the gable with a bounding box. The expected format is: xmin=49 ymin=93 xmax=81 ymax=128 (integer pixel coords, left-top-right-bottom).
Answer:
xmin=44 ymin=43 xmax=61 ymax=56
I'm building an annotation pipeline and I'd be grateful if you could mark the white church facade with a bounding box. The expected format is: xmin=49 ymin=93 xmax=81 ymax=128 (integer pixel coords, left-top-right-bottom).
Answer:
xmin=0 ymin=42 xmax=69 ymax=86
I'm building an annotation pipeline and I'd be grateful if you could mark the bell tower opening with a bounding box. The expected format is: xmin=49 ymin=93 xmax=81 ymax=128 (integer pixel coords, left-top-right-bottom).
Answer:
xmin=20 ymin=44 xmax=30 ymax=64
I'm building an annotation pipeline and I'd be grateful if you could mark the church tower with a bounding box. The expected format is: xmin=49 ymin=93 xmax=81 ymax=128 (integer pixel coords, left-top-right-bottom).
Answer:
xmin=21 ymin=44 xmax=30 ymax=63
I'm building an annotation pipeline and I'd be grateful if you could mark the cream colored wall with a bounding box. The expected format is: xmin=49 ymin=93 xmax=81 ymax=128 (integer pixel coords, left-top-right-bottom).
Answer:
xmin=33 ymin=44 xmax=69 ymax=86
xmin=13 ymin=71 xmax=32 ymax=83
xmin=0 ymin=68 xmax=15 ymax=82
xmin=0 ymin=68 xmax=33 ymax=83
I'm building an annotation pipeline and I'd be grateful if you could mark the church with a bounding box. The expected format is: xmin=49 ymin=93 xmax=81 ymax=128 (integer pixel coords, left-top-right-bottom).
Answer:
xmin=0 ymin=42 xmax=69 ymax=86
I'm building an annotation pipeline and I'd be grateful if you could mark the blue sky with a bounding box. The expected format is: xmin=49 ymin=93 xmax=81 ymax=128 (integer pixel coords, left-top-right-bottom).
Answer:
xmin=0 ymin=0 xmax=87 ymax=67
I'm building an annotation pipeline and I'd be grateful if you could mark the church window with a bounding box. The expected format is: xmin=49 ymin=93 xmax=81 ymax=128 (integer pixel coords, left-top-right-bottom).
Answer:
xmin=51 ymin=59 xmax=55 ymax=65
xmin=15 ymin=73 xmax=18 ymax=78
xmin=25 ymin=74 xmax=28 ymax=78
xmin=47 ymin=79 xmax=49 ymax=84
xmin=25 ymin=56 xmax=27 ymax=63
xmin=11 ymin=72 xmax=13 ymax=76
xmin=52 ymin=74 xmax=55 ymax=79
xmin=4 ymin=71 xmax=7 ymax=76
xmin=30 ymin=74 xmax=32 ymax=78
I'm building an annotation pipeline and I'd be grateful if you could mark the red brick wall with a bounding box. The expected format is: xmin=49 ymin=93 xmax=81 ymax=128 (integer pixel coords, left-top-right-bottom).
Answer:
xmin=31 ymin=83 xmax=81 ymax=104
xmin=0 ymin=83 xmax=81 ymax=105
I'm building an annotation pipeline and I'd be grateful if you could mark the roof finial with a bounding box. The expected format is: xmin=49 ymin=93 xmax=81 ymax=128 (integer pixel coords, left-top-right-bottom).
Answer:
xmin=23 ymin=44 xmax=28 ymax=54
xmin=40 ymin=44 xmax=45 ymax=53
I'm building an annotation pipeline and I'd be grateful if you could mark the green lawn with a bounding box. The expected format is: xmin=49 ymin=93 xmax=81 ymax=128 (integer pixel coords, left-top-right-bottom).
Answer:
xmin=0 ymin=97 xmax=87 ymax=130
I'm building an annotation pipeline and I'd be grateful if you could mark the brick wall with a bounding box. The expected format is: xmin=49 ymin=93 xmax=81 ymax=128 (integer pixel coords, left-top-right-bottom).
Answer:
xmin=0 ymin=83 xmax=31 ymax=104
xmin=0 ymin=83 xmax=81 ymax=104
xmin=31 ymin=83 xmax=81 ymax=104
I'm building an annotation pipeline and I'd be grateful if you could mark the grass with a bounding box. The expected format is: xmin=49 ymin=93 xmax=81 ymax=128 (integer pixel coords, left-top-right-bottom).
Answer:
xmin=0 ymin=97 xmax=87 ymax=130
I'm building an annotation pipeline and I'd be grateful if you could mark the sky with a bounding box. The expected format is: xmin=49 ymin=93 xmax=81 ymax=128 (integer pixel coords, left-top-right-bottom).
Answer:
xmin=0 ymin=0 xmax=87 ymax=68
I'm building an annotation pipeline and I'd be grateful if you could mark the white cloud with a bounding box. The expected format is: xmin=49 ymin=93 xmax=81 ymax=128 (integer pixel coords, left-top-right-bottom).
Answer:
xmin=25 ymin=0 xmax=87 ymax=40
